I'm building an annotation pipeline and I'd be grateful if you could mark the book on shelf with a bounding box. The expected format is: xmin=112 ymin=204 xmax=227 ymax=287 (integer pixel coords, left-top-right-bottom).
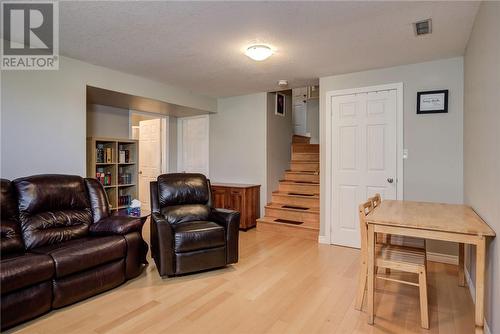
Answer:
xmin=119 ymin=150 xmax=126 ymax=163
xmin=96 ymin=168 xmax=112 ymax=186
xmin=96 ymin=144 xmax=105 ymax=163
xmin=118 ymin=147 xmax=130 ymax=163
xmin=105 ymin=148 xmax=113 ymax=163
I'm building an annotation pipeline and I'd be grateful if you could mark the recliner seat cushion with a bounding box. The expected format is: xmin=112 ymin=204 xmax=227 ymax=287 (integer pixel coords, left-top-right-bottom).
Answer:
xmin=173 ymin=221 xmax=225 ymax=253
xmin=32 ymin=236 xmax=126 ymax=278
xmin=0 ymin=253 xmax=54 ymax=294
xmin=13 ymin=175 xmax=92 ymax=249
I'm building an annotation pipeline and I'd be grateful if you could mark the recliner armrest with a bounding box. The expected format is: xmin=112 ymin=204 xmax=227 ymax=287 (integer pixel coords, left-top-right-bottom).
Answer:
xmin=209 ymin=208 xmax=240 ymax=229
xmin=150 ymin=212 xmax=176 ymax=277
xmin=209 ymin=208 xmax=240 ymax=264
xmin=89 ymin=216 xmax=143 ymax=236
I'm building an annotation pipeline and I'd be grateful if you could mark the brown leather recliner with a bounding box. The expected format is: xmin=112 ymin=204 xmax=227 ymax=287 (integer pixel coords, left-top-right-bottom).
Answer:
xmin=0 ymin=175 xmax=147 ymax=330
xmin=150 ymin=173 xmax=240 ymax=277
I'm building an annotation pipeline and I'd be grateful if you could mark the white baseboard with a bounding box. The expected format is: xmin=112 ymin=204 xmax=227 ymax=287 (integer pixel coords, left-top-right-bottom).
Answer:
xmin=318 ymin=235 xmax=329 ymax=244
xmin=426 ymin=251 xmax=458 ymax=265
xmin=485 ymin=320 xmax=492 ymax=334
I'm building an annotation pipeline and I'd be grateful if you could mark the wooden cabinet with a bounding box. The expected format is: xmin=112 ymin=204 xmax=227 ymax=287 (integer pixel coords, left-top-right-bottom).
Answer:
xmin=211 ymin=183 xmax=260 ymax=231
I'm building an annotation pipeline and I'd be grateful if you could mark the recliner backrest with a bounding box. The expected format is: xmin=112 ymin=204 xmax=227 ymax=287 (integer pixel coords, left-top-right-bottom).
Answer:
xmin=13 ymin=174 xmax=92 ymax=249
xmin=153 ymin=173 xmax=212 ymax=224
xmin=157 ymin=173 xmax=210 ymax=207
xmin=0 ymin=179 xmax=24 ymax=254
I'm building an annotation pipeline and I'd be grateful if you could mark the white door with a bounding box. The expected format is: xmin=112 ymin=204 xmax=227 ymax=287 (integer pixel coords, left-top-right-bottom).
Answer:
xmin=331 ymin=89 xmax=398 ymax=248
xmin=293 ymin=101 xmax=307 ymax=135
xmin=139 ymin=118 xmax=163 ymax=210
xmin=177 ymin=115 xmax=209 ymax=176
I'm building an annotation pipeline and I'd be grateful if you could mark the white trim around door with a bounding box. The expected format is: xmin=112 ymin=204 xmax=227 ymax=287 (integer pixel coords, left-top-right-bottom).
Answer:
xmin=323 ymin=82 xmax=404 ymax=246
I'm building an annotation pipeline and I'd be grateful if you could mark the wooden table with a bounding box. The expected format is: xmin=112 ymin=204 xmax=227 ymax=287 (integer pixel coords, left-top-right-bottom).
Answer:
xmin=365 ymin=200 xmax=495 ymax=333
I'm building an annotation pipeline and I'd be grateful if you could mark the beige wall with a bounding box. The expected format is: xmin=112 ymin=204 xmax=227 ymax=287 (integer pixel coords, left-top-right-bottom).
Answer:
xmin=209 ymin=93 xmax=268 ymax=215
xmin=266 ymin=92 xmax=293 ymax=201
xmin=1 ymin=55 xmax=216 ymax=180
xmin=87 ymin=104 xmax=130 ymax=138
xmin=320 ymin=57 xmax=464 ymax=256
xmin=463 ymin=2 xmax=500 ymax=332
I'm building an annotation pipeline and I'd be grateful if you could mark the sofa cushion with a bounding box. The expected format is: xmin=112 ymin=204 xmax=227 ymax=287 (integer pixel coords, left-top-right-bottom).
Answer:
xmin=1 ymin=179 xmax=24 ymax=254
xmin=1 ymin=179 xmax=18 ymax=220
xmin=161 ymin=204 xmax=210 ymax=225
xmin=1 ymin=219 xmax=24 ymax=255
xmin=173 ymin=221 xmax=225 ymax=253
xmin=13 ymin=175 xmax=92 ymax=249
xmin=32 ymin=236 xmax=126 ymax=278
xmin=1 ymin=253 xmax=54 ymax=294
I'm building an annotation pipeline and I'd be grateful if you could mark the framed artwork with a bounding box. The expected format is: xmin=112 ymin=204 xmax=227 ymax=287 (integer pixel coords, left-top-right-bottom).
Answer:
xmin=417 ymin=90 xmax=448 ymax=114
xmin=275 ymin=93 xmax=285 ymax=116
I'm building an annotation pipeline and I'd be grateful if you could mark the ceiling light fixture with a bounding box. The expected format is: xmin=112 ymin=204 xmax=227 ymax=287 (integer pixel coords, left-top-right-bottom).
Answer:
xmin=278 ymin=80 xmax=288 ymax=87
xmin=245 ymin=44 xmax=273 ymax=61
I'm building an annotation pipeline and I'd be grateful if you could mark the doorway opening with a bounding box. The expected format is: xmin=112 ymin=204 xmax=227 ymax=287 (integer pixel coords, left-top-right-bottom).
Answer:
xmin=85 ymin=86 xmax=213 ymax=212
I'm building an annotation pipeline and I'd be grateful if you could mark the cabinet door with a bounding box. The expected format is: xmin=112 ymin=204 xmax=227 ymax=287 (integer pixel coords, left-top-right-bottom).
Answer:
xmin=212 ymin=187 xmax=228 ymax=209
xmin=229 ymin=189 xmax=244 ymax=213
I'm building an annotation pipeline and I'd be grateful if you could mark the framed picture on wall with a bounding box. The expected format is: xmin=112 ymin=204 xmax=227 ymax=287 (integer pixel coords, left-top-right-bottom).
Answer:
xmin=417 ymin=90 xmax=448 ymax=114
xmin=275 ymin=93 xmax=285 ymax=116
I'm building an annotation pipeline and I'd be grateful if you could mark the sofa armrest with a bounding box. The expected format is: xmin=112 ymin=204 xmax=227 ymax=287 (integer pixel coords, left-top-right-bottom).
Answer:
xmin=209 ymin=208 xmax=240 ymax=264
xmin=89 ymin=216 xmax=143 ymax=236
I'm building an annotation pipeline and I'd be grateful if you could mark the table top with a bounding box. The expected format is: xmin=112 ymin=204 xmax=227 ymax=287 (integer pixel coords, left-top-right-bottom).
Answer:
xmin=366 ymin=200 xmax=495 ymax=237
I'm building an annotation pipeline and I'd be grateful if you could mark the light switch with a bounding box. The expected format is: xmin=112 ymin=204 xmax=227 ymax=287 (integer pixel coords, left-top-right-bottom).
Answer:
xmin=403 ymin=149 xmax=408 ymax=159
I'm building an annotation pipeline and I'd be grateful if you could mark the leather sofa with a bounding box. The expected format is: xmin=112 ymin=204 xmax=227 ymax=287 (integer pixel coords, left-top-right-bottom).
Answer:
xmin=150 ymin=173 xmax=240 ymax=277
xmin=0 ymin=175 xmax=147 ymax=330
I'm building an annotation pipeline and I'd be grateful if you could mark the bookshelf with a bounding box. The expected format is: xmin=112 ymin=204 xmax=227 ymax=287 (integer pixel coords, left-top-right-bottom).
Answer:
xmin=87 ymin=137 xmax=139 ymax=211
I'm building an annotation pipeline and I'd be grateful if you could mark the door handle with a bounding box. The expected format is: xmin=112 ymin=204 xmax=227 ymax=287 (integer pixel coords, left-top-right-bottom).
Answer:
xmin=387 ymin=178 xmax=394 ymax=184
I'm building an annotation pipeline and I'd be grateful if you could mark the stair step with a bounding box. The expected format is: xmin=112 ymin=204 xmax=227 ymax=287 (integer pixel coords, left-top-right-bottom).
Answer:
xmin=257 ymin=216 xmax=319 ymax=240
xmin=265 ymin=203 xmax=319 ymax=225
xmin=292 ymin=143 xmax=319 ymax=154
xmin=290 ymin=161 xmax=320 ymax=172
xmin=291 ymin=152 xmax=319 ymax=162
xmin=292 ymin=134 xmax=311 ymax=144
xmin=271 ymin=192 xmax=319 ymax=208
xmin=278 ymin=181 xmax=319 ymax=195
xmin=284 ymin=171 xmax=319 ymax=183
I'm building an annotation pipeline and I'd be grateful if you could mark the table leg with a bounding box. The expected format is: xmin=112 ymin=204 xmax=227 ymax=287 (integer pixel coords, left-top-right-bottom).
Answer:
xmin=367 ymin=224 xmax=375 ymax=325
xmin=458 ymin=243 xmax=465 ymax=287
xmin=475 ymin=238 xmax=486 ymax=328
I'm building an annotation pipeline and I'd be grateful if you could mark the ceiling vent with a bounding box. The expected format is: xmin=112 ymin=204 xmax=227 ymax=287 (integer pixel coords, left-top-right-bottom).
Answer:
xmin=414 ymin=19 xmax=432 ymax=36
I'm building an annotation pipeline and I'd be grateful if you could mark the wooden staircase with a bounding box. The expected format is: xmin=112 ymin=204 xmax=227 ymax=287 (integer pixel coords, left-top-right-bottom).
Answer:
xmin=257 ymin=135 xmax=320 ymax=240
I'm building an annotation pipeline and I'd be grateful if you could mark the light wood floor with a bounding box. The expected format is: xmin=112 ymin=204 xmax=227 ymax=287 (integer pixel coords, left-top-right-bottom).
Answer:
xmin=7 ymin=229 xmax=476 ymax=334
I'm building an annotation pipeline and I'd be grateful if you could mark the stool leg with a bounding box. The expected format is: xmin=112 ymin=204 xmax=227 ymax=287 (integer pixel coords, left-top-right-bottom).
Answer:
xmin=355 ymin=255 xmax=368 ymax=310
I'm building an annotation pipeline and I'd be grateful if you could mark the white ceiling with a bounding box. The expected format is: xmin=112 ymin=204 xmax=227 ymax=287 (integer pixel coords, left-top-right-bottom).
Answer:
xmin=60 ymin=1 xmax=479 ymax=98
